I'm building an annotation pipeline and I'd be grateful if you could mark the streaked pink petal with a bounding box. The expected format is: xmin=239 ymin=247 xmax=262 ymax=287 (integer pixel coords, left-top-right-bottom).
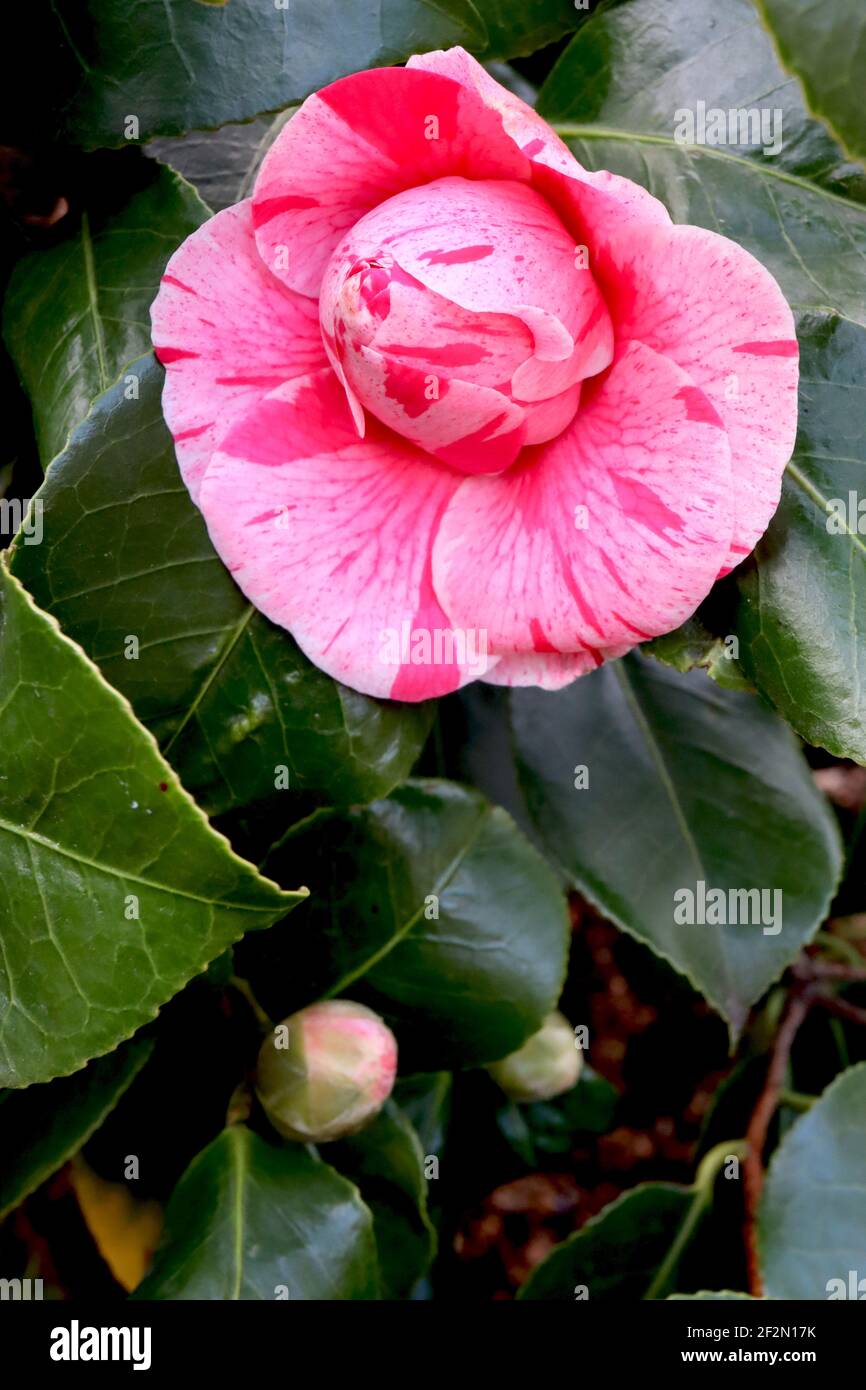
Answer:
xmin=343 ymin=342 xmax=527 ymax=474
xmin=151 ymin=201 xmax=326 ymax=500
xmin=433 ymin=342 xmax=733 ymax=654
xmin=408 ymin=47 xmax=671 ymax=243
xmin=325 ymin=176 xmax=613 ymax=396
xmin=408 ymin=47 xmax=580 ymax=172
xmin=481 ymin=646 xmax=632 ymax=690
xmin=582 ymin=221 xmax=799 ymax=572
xmin=199 ymin=370 xmax=494 ymax=700
xmin=251 ymin=67 xmax=530 ymax=298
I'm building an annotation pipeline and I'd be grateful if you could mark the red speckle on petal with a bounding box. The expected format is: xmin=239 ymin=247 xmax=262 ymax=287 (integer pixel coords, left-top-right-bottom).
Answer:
xmin=161 ymin=275 xmax=197 ymax=295
xmin=733 ymin=339 xmax=799 ymax=357
xmin=174 ymin=423 xmax=213 ymax=441
xmin=675 ymin=385 xmax=724 ymax=427
xmin=156 ymin=347 xmax=199 ymax=364
xmin=610 ymin=610 xmax=653 ymax=640
xmin=252 ymin=194 xmax=320 ymax=229
xmin=529 ymin=617 xmax=558 ymax=653
xmin=419 ymin=244 xmax=495 ymax=266
xmin=383 ymin=359 xmax=448 ymax=418
xmin=522 ymin=138 xmax=545 ymax=157
xmin=380 ymin=341 xmax=489 ymax=367
xmin=611 ymin=473 xmax=686 ymax=536
xmin=214 ymin=374 xmax=288 ymax=387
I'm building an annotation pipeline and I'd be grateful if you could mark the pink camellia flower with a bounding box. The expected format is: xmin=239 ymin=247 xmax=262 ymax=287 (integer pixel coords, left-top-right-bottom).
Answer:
xmin=151 ymin=48 xmax=799 ymax=702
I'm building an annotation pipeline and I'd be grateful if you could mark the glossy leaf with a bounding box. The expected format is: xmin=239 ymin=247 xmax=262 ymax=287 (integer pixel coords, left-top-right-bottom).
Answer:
xmin=260 ymin=779 xmax=572 ymax=1069
xmin=10 ymin=357 xmax=433 ymax=815
xmin=394 ymin=1073 xmax=452 ymax=1160
xmin=735 ymin=312 xmax=866 ymax=762
xmin=646 ymin=616 xmax=752 ymax=692
xmin=759 ymin=1063 xmax=866 ymax=1299
xmin=540 ymin=0 xmax=864 ymax=197
xmin=758 ymin=0 xmax=866 ymax=165
xmin=0 ymin=565 xmax=304 ymax=1088
xmin=136 ymin=1126 xmax=379 ymax=1299
xmin=0 ymin=1037 xmax=153 ymax=1219
xmin=511 ymin=654 xmax=842 ymax=1036
xmin=3 ymin=160 xmax=207 ymax=466
xmin=518 ymin=1183 xmax=695 ymax=1300
xmin=50 ymin=0 xmax=585 ymax=148
xmin=330 ymin=1102 xmax=436 ymax=1298
xmin=146 ymin=111 xmax=294 ymax=213
xmin=496 ymin=1066 xmax=619 ymax=1165
xmin=539 ymin=0 xmax=866 ymax=324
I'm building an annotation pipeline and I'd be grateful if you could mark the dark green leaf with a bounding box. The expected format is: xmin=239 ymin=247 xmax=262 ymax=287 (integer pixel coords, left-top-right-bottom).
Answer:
xmin=136 ymin=1126 xmax=379 ymax=1299
xmin=3 ymin=161 xmax=207 ymax=466
xmin=518 ymin=1183 xmax=695 ymax=1300
xmin=394 ymin=1072 xmax=452 ymax=1159
xmin=9 ymin=356 xmax=433 ymax=815
xmin=757 ymin=0 xmax=866 ymax=166
xmin=497 ymin=1066 xmax=619 ymax=1164
xmin=759 ymin=1062 xmax=866 ymax=1299
xmin=511 ymin=655 xmax=842 ymax=1036
xmin=735 ymin=311 xmax=866 ymax=762
xmin=146 ymin=111 xmax=294 ymax=213
xmin=645 ymin=616 xmax=752 ymax=692
xmin=538 ymin=0 xmax=866 ymax=323
xmin=50 ymin=0 xmax=585 ymax=149
xmin=0 ymin=564 xmax=303 ymax=1088
xmin=330 ymin=1102 xmax=436 ymax=1298
xmin=540 ymin=0 xmax=865 ymax=198
xmin=0 ymin=1037 xmax=153 ymax=1219
xmin=262 ymin=779 xmax=572 ymax=1068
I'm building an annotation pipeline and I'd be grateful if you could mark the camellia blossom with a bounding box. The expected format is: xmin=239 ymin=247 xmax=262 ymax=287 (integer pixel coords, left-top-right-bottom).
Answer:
xmin=151 ymin=48 xmax=799 ymax=702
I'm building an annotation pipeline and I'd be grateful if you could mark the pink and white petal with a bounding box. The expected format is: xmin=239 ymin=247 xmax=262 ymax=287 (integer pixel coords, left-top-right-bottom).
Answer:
xmin=252 ymin=67 xmax=530 ymax=298
xmin=199 ymin=370 xmax=493 ymax=701
xmin=408 ymin=47 xmax=671 ymax=244
xmin=587 ymin=221 xmax=798 ymax=571
xmin=330 ymin=177 xmax=613 ymax=396
xmin=407 ymin=47 xmax=581 ymax=173
xmin=433 ymin=342 xmax=734 ymax=655
xmin=522 ymin=382 xmax=581 ymax=446
xmin=481 ymin=646 xmax=632 ymax=691
xmin=322 ymin=250 xmax=534 ymax=393
xmin=345 ymin=342 xmax=527 ymax=474
xmin=151 ymin=201 xmax=326 ymax=501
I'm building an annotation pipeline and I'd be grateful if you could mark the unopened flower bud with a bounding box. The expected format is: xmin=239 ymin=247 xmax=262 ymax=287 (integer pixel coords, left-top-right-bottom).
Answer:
xmin=256 ymin=1000 xmax=398 ymax=1143
xmin=487 ymin=1011 xmax=582 ymax=1103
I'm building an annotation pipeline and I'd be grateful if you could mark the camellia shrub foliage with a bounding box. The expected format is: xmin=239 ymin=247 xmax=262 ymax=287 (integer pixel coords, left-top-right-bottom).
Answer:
xmin=1 ymin=0 xmax=865 ymax=1304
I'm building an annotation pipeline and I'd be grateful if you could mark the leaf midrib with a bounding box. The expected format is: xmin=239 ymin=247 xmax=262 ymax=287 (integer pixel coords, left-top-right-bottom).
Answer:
xmin=549 ymin=122 xmax=866 ymax=210
xmin=324 ymin=805 xmax=490 ymax=996
xmin=0 ymin=815 xmax=291 ymax=913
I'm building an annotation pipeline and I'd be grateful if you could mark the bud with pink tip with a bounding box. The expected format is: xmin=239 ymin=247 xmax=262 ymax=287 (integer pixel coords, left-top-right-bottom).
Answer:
xmin=486 ymin=1011 xmax=582 ymax=1103
xmin=256 ymin=1000 xmax=398 ymax=1143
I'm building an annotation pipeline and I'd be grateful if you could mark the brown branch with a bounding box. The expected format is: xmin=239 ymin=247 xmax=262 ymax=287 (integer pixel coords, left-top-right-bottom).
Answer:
xmin=743 ymin=987 xmax=814 ymax=1296
xmin=792 ymin=957 xmax=866 ymax=984
xmin=812 ymin=990 xmax=866 ymax=1028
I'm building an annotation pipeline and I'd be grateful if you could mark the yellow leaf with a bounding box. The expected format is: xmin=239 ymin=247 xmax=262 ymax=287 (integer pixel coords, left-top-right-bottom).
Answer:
xmin=70 ymin=1157 xmax=163 ymax=1293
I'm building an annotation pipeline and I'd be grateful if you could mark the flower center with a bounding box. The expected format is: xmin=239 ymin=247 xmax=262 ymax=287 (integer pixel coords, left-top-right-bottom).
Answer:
xmin=319 ymin=176 xmax=613 ymax=475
